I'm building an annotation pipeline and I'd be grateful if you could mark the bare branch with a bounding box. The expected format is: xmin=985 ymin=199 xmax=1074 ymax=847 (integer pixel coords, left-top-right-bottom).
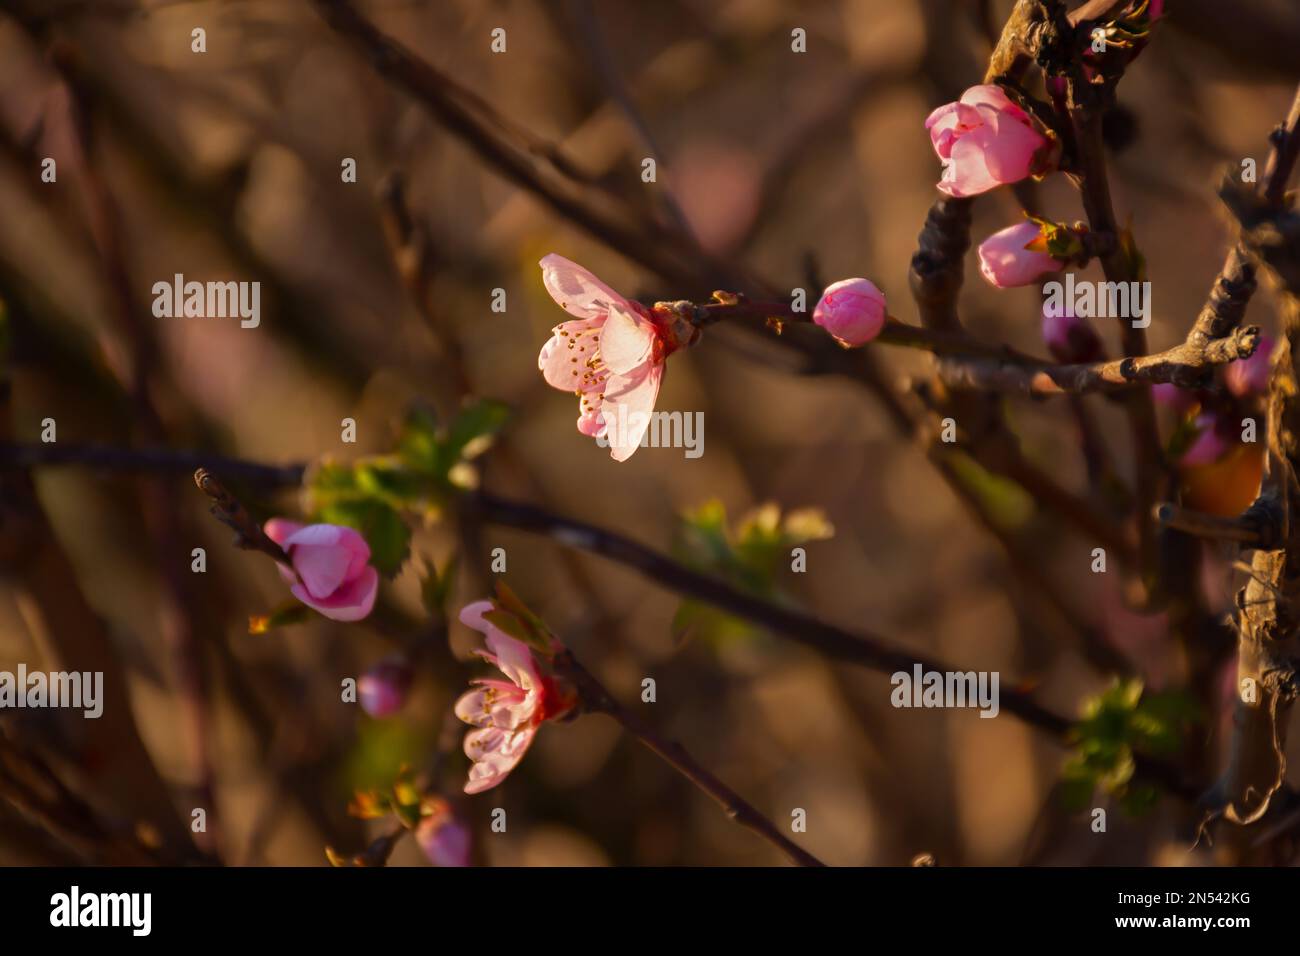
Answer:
xmin=554 ymin=649 xmax=826 ymax=867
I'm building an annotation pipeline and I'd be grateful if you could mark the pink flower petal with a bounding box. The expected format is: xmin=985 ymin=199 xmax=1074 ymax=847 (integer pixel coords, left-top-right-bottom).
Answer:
xmin=263 ymin=518 xmax=304 ymax=547
xmin=539 ymin=254 xmax=627 ymax=320
xmin=454 ymin=680 xmax=530 ymax=729
xmin=598 ymin=301 xmax=657 ymax=375
xmin=979 ymin=109 xmax=1043 ymax=182
xmin=483 ymin=631 xmax=542 ymax=691
xmin=960 ymin=83 xmax=1023 ymax=117
xmin=282 ymin=523 xmax=371 ymax=568
xmin=290 ymin=565 xmax=378 ymax=622
xmin=463 ymin=726 xmax=537 ymax=794
xmin=939 ymin=135 xmax=1000 ymax=197
xmin=538 ymin=318 xmax=606 ymax=393
xmin=292 ymin=543 xmax=353 ymax=600
xmin=600 ymin=360 xmax=664 ymax=462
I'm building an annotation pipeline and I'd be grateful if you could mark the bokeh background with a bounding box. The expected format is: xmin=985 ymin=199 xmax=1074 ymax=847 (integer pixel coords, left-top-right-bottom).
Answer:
xmin=1 ymin=0 xmax=1299 ymax=867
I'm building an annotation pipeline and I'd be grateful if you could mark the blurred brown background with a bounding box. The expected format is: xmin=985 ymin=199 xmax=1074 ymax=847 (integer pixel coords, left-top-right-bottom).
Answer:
xmin=1 ymin=0 xmax=1298 ymax=866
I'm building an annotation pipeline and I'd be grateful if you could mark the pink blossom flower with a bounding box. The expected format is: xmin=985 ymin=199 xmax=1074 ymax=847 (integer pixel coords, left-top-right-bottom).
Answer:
xmin=263 ymin=520 xmax=379 ymax=622
xmin=538 ymin=254 xmax=695 ymax=462
xmin=926 ymin=85 xmax=1053 ymax=198
xmin=978 ymin=221 xmax=1066 ymax=288
xmin=1041 ymin=303 xmax=1102 ymax=364
xmin=813 ymin=278 xmax=888 ymax=347
xmin=1224 ymin=334 xmax=1273 ymax=398
xmin=1149 ymin=0 xmax=1164 ymax=21
xmin=416 ymin=800 xmax=471 ymax=867
xmin=358 ymin=657 xmax=412 ymax=718
xmin=454 ymin=600 xmax=574 ymax=794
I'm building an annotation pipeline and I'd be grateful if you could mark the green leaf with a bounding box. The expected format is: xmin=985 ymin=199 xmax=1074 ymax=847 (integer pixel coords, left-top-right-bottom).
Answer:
xmin=671 ymin=499 xmax=836 ymax=645
xmin=354 ymin=457 xmax=429 ymax=505
xmin=311 ymin=460 xmax=362 ymax=498
xmin=1064 ymin=678 xmax=1198 ymax=816
xmin=444 ymin=399 xmax=511 ymax=465
xmin=397 ymin=407 xmax=442 ymax=473
xmin=318 ymin=497 xmax=411 ymax=577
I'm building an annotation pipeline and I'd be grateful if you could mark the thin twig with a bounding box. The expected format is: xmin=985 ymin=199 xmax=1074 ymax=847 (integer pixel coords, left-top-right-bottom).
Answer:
xmin=193 ymin=468 xmax=289 ymax=563
xmin=553 ymin=649 xmax=826 ymax=867
xmin=1154 ymin=500 xmax=1282 ymax=549
xmin=0 ymin=440 xmax=307 ymax=484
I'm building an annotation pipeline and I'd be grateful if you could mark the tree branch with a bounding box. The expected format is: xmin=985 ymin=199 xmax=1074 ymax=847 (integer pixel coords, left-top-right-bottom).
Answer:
xmin=937 ymin=326 xmax=1260 ymax=395
xmin=553 ymin=648 xmax=826 ymax=867
xmin=1 ymin=439 xmax=1200 ymax=798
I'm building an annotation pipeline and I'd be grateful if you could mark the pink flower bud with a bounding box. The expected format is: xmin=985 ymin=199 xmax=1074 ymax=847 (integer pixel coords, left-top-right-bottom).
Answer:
xmin=416 ymin=801 xmax=471 ymax=867
xmin=358 ymin=657 xmax=412 ymax=718
xmin=977 ymin=222 xmax=1065 ymax=289
xmin=1223 ymin=335 xmax=1273 ymax=398
xmin=263 ymin=520 xmax=379 ymax=622
xmin=1041 ymin=304 xmax=1103 ymax=364
xmin=1181 ymin=413 xmax=1234 ymax=467
xmin=1152 ymin=383 xmax=1197 ymax=414
xmin=812 ymin=278 xmax=887 ymax=347
xmin=925 ymin=85 xmax=1054 ymax=198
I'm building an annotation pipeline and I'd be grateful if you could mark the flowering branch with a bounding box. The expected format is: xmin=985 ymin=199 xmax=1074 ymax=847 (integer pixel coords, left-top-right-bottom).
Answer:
xmin=689 ymin=289 xmax=1259 ymax=394
xmin=691 ymin=294 xmax=1025 ymax=360
xmin=1 ymin=440 xmax=1199 ymax=801
xmin=308 ymin=0 xmax=1145 ymax=649
xmin=2 ymin=440 xmax=1076 ymax=735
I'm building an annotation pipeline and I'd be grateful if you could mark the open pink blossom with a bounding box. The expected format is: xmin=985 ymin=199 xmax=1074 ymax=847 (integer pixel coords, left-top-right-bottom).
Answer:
xmin=813 ymin=278 xmax=887 ymax=347
xmin=1224 ymin=334 xmax=1273 ymax=398
xmin=978 ymin=221 xmax=1066 ymax=288
xmin=416 ymin=800 xmax=471 ymax=867
xmin=454 ymin=600 xmax=574 ymax=794
xmin=263 ymin=519 xmax=379 ymax=622
xmin=926 ymin=84 xmax=1053 ymax=198
xmin=538 ymin=254 xmax=696 ymax=462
